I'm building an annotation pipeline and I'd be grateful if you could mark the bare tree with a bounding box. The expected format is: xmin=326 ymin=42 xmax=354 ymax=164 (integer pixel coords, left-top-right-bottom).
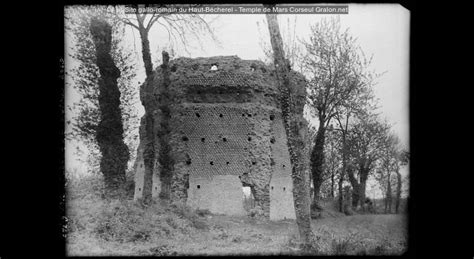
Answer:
xmin=301 ymin=17 xmax=381 ymax=210
xmin=324 ymin=129 xmax=341 ymax=199
xmin=376 ymin=132 xmax=407 ymax=214
xmin=322 ymin=59 xmax=376 ymax=213
xmin=257 ymin=16 xmax=304 ymax=73
xmin=265 ymin=6 xmax=317 ymax=252
xmin=112 ymin=5 xmax=219 ymax=77
xmin=322 ymin=127 xmax=343 ymax=200
xmin=346 ymin=113 xmax=390 ymax=210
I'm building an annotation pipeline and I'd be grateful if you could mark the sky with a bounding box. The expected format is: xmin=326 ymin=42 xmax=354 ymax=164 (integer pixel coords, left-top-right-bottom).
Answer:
xmin=65 ymin=4 xmax=410 ymax=197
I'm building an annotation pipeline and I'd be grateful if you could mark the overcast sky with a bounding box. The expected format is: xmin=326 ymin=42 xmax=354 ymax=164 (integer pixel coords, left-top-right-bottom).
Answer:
xmin=136 ymin=3 xmax=410 ymax=146
xmin=65 ymin=4 xmax=410 ymax=197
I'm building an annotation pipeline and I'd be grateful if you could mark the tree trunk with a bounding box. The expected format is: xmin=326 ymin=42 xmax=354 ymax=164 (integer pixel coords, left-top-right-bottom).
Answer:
xmin=338 ymin=133 xmax=347 ymax=212
xmin=90 ymin=17 xmax=129 ymax=198
xmin=386 ymin=171 xmax=392 ymax=214
xmin=135 ymin=19 xmax=159 ymax=203
xmin=310 ymin=121 xmax=326 ymax=210
xmin=141 ymin=112 xmax=155 ymax=203
xmin=338 ymin=171 xmax=344 ymax=212
xmin=158 ymin=51 xmax=175 ymax=201
xmin=358 ymin=170 xmax=369 ymax=212
xmin=138 ymin=52 xmax=163 ymax=205
xmin=395 ymin=170 xmax=402 ymax=214
xmin=138 ymin=25 xmax=154 ymax=78
xmin=347 ymin=167 xmax=360 ymax=209
xmin=351 ymin=188 xmax=359 ymax=208
xmin=139 ymin=52 xmax=173 ymax=204
xmin=330 ymin=170 xmax=335 ymax=198
xmin=265 ymin=10 xmax=316 ymax=252
xmin=312 ymin=183 xmax=322 ymax=211
xmin=343 ymin=185 xmax=352 ymax=214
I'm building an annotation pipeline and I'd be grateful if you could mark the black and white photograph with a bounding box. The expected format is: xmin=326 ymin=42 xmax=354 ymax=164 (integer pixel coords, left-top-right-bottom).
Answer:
xmin=64 ymin=3 xmax=410 ymax=256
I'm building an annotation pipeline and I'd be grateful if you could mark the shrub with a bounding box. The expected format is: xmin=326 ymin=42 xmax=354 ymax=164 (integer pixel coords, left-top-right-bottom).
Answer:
xmin=211 ymin=224 xmax=229 ymax=240
xmin=139 ymin=245 xmax=178 ymax=256
xmin=195 ymin=209 xmax=211 ymax=217
xmin=248 ymin=206 xmax=264 ymax=218
xmin=171 ymin=203 xmax=209 ymax=231
xmin=231 ymin=235 xmax=243 ymax=243
xmin=94 ymin=200 xmax=153 ymax=242
xmin=330 ymin=232 xmax=361 ymax=255
xmin=284 ymin=234 xmax=321 ymax=255
xmin=331 ymin=237 xmax=352 ymax=255
xmin=165 ymin=216 xmax=180 ymax=229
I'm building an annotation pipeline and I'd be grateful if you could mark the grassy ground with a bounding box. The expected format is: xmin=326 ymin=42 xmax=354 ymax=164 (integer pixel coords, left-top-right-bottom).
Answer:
xmin=65 ymin=175 xmax=408 ymax=256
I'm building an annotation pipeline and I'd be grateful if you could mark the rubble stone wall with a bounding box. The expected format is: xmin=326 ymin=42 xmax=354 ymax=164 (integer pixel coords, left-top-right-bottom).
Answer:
xmin=134 ymin=56 xmax=305 ymax=220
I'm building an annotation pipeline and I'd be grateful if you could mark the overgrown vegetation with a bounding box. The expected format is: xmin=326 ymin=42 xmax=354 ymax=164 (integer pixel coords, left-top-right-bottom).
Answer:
xmin=66 ymin=174 xmax=407 ymax=256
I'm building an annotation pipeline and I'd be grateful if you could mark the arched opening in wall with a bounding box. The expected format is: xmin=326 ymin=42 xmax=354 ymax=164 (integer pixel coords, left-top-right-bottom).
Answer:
xmin=197 ymin=185 xmax=201 ymax=189
xmin=223 ymin=137 xmax=227 ymax=142
xmin=248 ymin=137 xmax=252 ymax=141
xmin=219 ymin=114 xmax=223 ymax=117
xmin=270 ymin=114 xmax=275 ymax=121
xmin=201 ymin=138 xmax=205 ymax=142
xmin=242 ymin=186 xmax=255 ymax=211
xmin=270 ymin=137 xmax=275 ymax=144
xmin=226 ymin=161 xmax=230 ymax=165
xmin=182 ymin=136 xmax=189 ymax=141
xmin=195 ymin=112 xmax=200 ymax=117
xmin=210 ymin=161 xmax=214 ymax=165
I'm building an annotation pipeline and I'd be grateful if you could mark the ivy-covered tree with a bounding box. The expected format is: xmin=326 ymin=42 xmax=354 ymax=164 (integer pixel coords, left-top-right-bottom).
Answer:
xmin=65 ymin=6 xmax=139 ymax=188
xmin=265 ymin=7 xmax=317 ymax=252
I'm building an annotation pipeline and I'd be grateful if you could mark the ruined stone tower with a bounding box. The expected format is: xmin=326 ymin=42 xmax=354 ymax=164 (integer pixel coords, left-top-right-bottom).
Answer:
xmin=134 ymin=56 xmax=307 ymax=220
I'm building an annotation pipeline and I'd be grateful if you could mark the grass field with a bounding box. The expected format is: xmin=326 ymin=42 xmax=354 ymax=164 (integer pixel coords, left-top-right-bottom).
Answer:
xmin=65 ymin=175 xmax=408 ymax=256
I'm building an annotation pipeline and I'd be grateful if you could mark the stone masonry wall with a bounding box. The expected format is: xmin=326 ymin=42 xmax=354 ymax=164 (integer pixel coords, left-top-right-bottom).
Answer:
xmin=134 ymin=56 xmax=305 ymax=220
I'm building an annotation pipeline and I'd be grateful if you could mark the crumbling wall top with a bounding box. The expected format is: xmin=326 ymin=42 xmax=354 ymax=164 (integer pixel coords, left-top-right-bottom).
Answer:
xmin=149 ymin=56 xmax=278 ymax=97
xmin=142 ymin=55 xmax=307 ymax=107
